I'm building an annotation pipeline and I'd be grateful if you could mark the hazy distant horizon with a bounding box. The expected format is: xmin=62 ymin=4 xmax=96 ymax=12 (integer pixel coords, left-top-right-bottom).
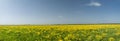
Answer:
xmin=0 ymin=23 xmax=120 ymax=25
xmin=0 ymin=0 xmax=120 ymax=24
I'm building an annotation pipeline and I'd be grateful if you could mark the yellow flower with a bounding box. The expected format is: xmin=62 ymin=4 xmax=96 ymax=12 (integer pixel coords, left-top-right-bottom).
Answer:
xmin=58 ymin=39 xmax=63 ymax=41
xmin=36 ymin=32 xmax=40 ymax=35
xmin=101 ymin=33 xmax=107 ymax=37
xmin=115 ymin=32 xmax=120 ymax=35
xmin=109 ymin=37 xmax=115 ymax=41
xmin=96 ymin=35 xmax=102 ymax=40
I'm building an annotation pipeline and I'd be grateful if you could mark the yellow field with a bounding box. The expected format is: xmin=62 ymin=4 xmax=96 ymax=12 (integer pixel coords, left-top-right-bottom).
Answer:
xmin=0 ymin=24 xmax=120 ymax=41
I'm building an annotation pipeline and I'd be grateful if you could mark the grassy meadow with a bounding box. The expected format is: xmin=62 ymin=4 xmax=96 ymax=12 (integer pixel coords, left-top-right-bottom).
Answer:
xmin=0 ymin=24 xmax=120 ymax=41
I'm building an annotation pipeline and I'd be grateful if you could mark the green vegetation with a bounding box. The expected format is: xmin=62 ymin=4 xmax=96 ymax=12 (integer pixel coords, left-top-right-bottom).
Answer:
xmin=0 ymin=25 xmax=120 ymax=41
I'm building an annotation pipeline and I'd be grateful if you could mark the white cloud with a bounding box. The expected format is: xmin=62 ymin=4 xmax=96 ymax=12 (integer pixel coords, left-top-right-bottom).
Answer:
xmin=87 ymin=2 xmax=102 ymax=7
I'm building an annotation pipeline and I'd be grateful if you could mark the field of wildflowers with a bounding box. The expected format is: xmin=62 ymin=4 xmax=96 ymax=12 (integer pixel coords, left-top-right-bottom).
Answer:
xmin=0 ymin=24 xmax=120 ymax=41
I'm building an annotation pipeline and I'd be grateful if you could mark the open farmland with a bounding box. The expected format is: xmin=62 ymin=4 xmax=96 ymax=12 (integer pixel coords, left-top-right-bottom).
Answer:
xmin=0 ymin=24 xmax=120 ymax=41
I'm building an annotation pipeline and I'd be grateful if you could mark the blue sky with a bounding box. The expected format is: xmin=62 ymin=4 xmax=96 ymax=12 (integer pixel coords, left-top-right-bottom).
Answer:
xmin=0 ymin=0 xmax=120 ymax=24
